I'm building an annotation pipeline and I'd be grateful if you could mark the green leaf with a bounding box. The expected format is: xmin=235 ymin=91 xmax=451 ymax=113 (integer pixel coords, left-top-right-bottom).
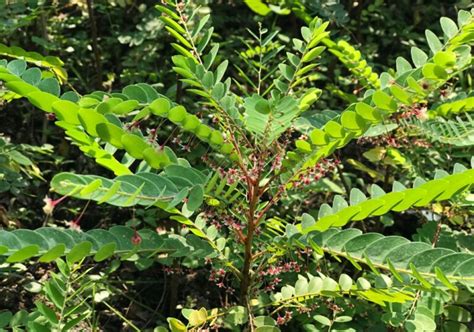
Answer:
xmin=78 ymin=109 xmax=108 ymax=137
xmin=457 ymin=10 xmax=471 ymax=26
xmin=422 ymin=63 xmax=448 ymax=80
xmin=254 ymin=316 xmax=276 ymax=328
xmin=435 ymin=267 xmax=458 ymax=291
xmin=52 ymin=100 xmax=80 ymax=124
xmin=38 ymin=77 xmax=60 ymax=96
xmin=433 ymin=51 xmax=456 ymax=67
xmin=202 ymin=71 xmax=214 ymax=89
xmin=122 ymin=85 xmax=149 ymax=103
xmin=301 ymin=26 xmax=312 ymax=42
xmin=171 ymin=42 xmax=196 ymax=60
xmin=372 ymin=90 xmax=397 ymax=112
xmin=7 ymin=245 xmax=39 ymax=262
xmin=340 ymin=111 xmax=368 ymax=132
xmin=186 ymin=186 xmax=204 ymax=211
xmin=121 ymin=134 xmax=150 ymax=159
xmin=410 ymin=263 xmax=432 ymax=288
xmin=167 ymin=317 xmax=187 ymax=332
xmin=302 ymin=46 xmax=325 ymax=62
xmin=209 ymin=130 xmax=225 ymax=146
xmin=27 ymin=91 xmax=60 ymax=113
xmin=314 ymin=315 xmax=331 ymax=326
xmin=62 ymin=313 xmax=90 ymax=331
xmin=395 ymin=57 xmax=412 ymax=75
xmin=0 ymin=311 xmax=12 ymax=328
xmin=7 ymin=59 xmax=26 ymax=76
xmin=255 ymin=327 xmax=280 ymax=332
xmin=39 ymin=244 xmax=66 ymax=263
xmin=9 ymin=309 xmax=28 ymax=327
xmin=255 ymin=99 xmax=271 ymax=114
xmin=143 ymin=147 xmax=171 ymax=169
xmin=35 ymin=301 xmax=59 ymax=324
xmin=425 ymin=29 xmax=443 ymax=53
xmin=182 ymin=114 xmax=201 ymax=131
xmin=93 ymin=242 xmax=116 ymax=262
xmin=338 ymin=273 xmax=353 ymax=291
xmin=155 ymin=5 xmax=180 ymax=21
xmin=66 ymin=241 xmax=92 ymax=265
xmin=244 ymin=0 xmax=271 ymax=16
xmin=44 ymin=281 xmax=65 ymax=309
xmin=406 ymin=76 xmax=425 ymax=94
xmin=189 ymin=308 xmax=208 ymax=327
xmin=390 ymin=85 xmax=410 ymax=104
xmin=440 ymin=17 xmax=459 ymax=39
xmin=279 ymin=64 xmax=294 ymax=81
xmin=215 ymin=60 xmax=228 ymax=83
xmin=96 ymin=123 xmax=126 ymax=148
xmin=192 ymin=14 xmax=210 ymax=38
xmin=21 ymin=67 xmax=42 ymax=85
xmin=111 ymin=100 xmax=140 ymax=115
xmin=324 ymin=121 xmax=345 ymax=138
xmin=295 ymin=140 xmax=312 ymax=153
xmin=411 ymin=47 xmax=428 ymax=67
xmin=356 ymin=277 xmax=371 ymax=290
xmin=225 ymin=306 xmax=248 ymax=326
xmin=295 ymin=277 xmax=309 ymax=296
xmin=5 ymin=80 xmax=39 ymax=96
xmin=310 ymin=128 xmax=329 ymax=146
xmin=334 ymin=316 xmax=352 ymax=323
xmin=444 ymin=305 xmax=472 ymax=323
xmin=168 ymin=105 xmax=187 ymax=124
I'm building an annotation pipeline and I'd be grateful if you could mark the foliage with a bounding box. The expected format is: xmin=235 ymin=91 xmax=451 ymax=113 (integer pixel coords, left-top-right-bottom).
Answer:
xmin=0 ymin=1 xmax=473 ymax=331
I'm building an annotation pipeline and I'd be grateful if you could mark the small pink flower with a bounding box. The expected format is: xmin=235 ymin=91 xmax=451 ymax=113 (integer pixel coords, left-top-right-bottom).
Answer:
xmin=131 ymin=231 xmax=142 ymax=245
xmin=276 ymin=316 xmax=286 ymax=325
xmin=67 ymin=219 xmax=81 ymax=231
xmin=42 ymin=195 xmax=67 ymax=216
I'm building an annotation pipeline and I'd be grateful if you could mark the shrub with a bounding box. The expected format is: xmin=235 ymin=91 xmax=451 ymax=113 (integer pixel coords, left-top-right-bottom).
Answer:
xmin=0 ymin=2 xmax=473 ymax=331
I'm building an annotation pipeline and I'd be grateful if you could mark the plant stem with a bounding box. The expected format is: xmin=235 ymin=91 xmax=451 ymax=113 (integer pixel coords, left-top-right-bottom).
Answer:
xmin=240 ymin=181 xmax=259 ymax=305
xmin=335 ymin=161 xmax=350 ymax=196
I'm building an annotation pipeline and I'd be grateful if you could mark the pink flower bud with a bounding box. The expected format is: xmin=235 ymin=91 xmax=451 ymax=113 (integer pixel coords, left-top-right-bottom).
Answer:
xmin=131 ymin=231 xmax=142 ymax=245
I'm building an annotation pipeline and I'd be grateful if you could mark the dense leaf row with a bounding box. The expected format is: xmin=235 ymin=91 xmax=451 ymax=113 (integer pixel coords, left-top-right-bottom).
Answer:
xmin=299 ymin=161 xmax=474 ymax=231
xmin=271 ymin=272 xmax=414 ymax=307
xmin=50 ymin=164 xmax=208 ymax=212
xmin=0 ymin=61 xmax=234 ymax=175
xmin=0 ymin=42 xmax=66 ymax=81
xmin=408 ymin=113 xmax=474 ymax=147
xmin=0 ymin=226 xmax=214 ymax=264
xmin=299 ymin=228 xmax=474 ymax=287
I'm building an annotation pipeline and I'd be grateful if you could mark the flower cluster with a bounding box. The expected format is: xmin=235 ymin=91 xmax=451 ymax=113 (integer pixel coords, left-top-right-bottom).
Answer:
xmin=258 ymin=261 xmax=301 ymax=292
xmin=209 ymin=268 xmax=235 ymax=294
xmin=162 ymin=266 xmax=184 ymax=275
xmin=291 ymin=159 xmax=338 ymax=188
xmin=204 ymin=209 xmax=244 ymax=234
xmin=397 ymin=103 xmax=428 ymax=120
xmin=276 ymin=311 xmax=293 ymax=325
xmin=271 ymin=153 xmax=283 ymax=172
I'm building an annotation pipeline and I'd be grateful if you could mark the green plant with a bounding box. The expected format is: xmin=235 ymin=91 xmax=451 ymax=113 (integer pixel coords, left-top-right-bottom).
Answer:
xmin=0 ymin=2 xmax=473 ymax=331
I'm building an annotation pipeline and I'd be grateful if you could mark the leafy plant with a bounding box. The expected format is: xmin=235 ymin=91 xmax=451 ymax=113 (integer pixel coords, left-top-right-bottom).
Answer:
xmin=0 ymin=2 xmax=473 ymax=331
